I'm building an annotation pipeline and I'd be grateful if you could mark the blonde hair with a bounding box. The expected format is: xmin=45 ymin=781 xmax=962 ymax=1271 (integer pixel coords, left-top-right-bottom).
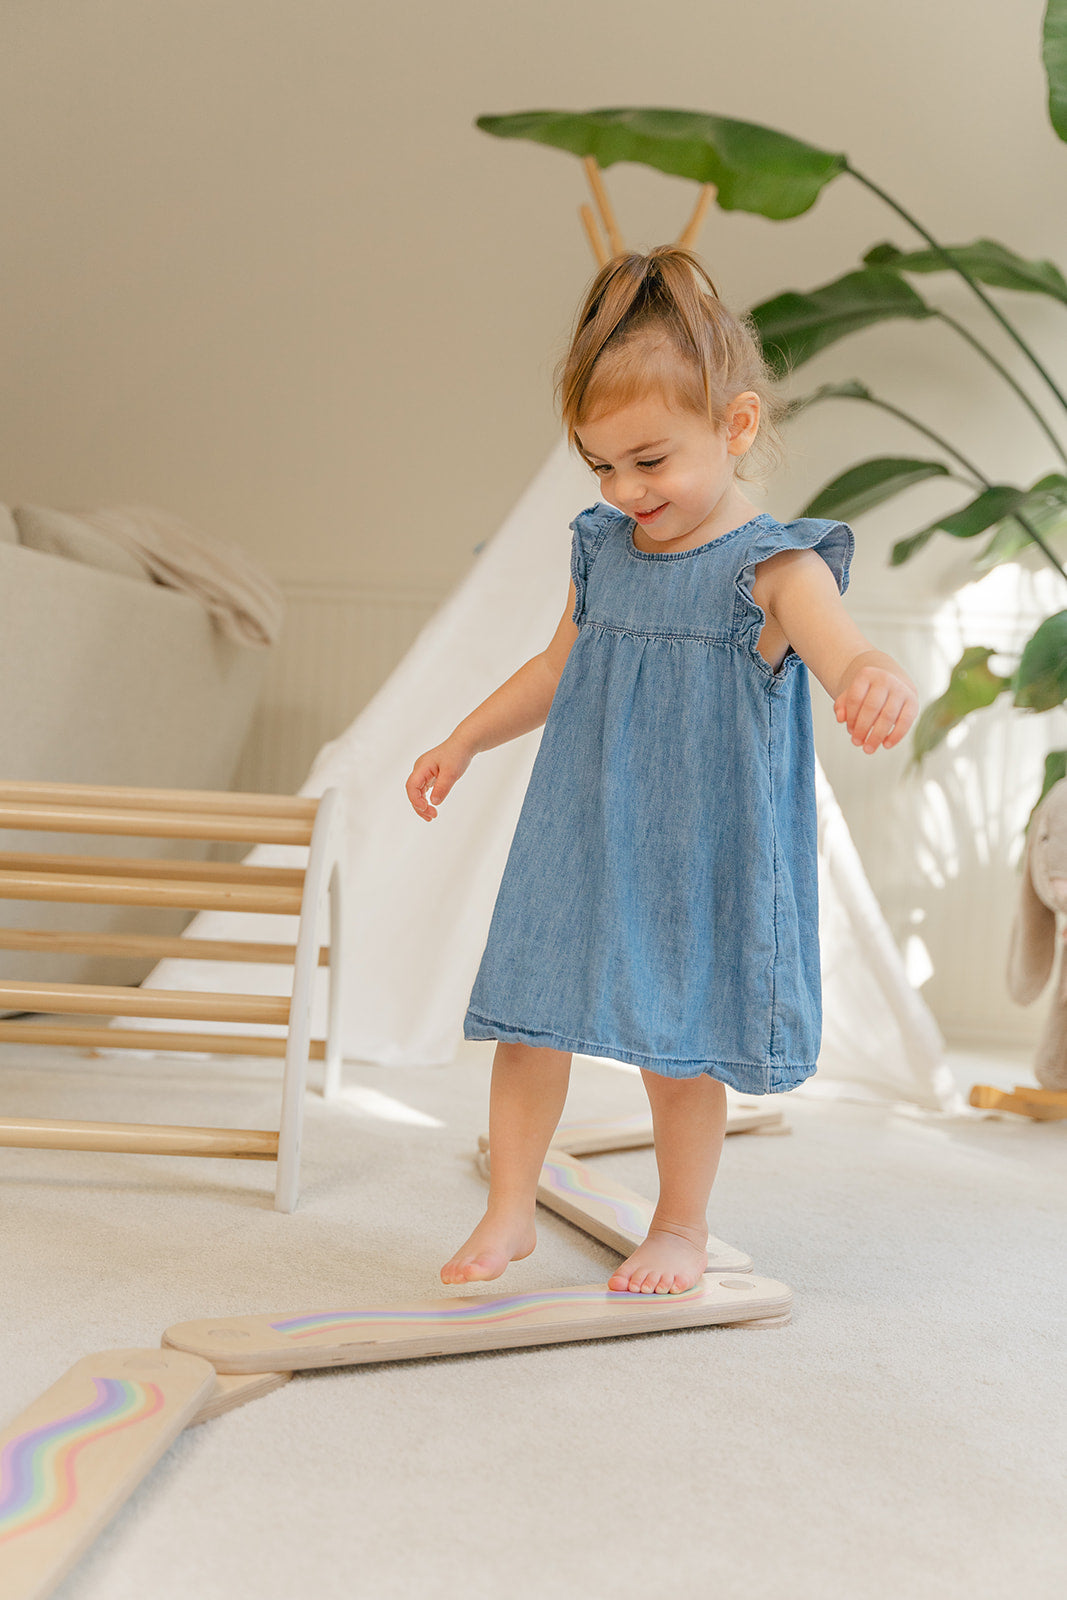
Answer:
xmin=553 ymin=244 xmax=789 ymax=485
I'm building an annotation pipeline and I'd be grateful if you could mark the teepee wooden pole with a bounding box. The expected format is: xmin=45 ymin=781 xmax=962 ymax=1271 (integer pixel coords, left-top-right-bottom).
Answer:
xmin=582 ymin=156 xmax=624 ymax=256
xmin=677 ymin=183 xmax=716 ymax=249
xmin=579 ymin=201 xmax=609 ymax=267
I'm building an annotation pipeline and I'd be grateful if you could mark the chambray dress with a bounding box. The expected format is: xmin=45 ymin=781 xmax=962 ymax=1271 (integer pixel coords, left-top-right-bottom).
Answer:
xmin=463 ymin=502 xmax=855 ymax=1093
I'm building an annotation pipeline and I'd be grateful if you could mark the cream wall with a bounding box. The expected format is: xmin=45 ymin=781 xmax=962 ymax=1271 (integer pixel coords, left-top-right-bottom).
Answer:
xmin=2 ymin=0 xmax=1065 ymax=1047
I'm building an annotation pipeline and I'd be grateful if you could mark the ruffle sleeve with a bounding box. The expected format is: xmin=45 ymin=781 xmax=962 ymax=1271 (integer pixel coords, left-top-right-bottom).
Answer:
xmin=568 ymin=501 xmax=620 ymax=625
xmin=734 ymin=517 xmax=855 ymax=679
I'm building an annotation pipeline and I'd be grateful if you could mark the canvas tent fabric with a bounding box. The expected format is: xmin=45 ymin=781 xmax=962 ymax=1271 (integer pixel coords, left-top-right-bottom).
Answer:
xmin=103 ymin=437 xmax=957 ymax=1111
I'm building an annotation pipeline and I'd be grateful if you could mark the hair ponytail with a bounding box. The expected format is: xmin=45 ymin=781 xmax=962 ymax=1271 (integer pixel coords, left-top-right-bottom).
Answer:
xmin=553 ymin=244 xmax=789 ymax=485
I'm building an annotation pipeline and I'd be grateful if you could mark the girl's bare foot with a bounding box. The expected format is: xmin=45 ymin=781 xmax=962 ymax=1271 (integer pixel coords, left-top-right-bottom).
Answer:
xmin=608 ymin=1221 xmax=709 ymax=1294
xmin=440 ymin=1208 xmax=537 ymax=1285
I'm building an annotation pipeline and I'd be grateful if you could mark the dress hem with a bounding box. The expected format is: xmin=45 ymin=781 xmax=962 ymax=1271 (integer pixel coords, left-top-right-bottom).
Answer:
xmin=463 ymin=1011 xmax=814 ymax=1096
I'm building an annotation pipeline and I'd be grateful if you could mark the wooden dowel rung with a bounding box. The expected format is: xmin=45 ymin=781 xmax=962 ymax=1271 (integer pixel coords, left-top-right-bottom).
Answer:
xmin=0 ymin=929 xmax=325 ymax=964
xmin=0 ymin=1022 xmax=325 ymax=1058
xmin=0 ymin=851 xmax=305 ymax=887
xmin=0 ymin=869 xmax=302 ymax=914
xmin=0 ymin=1115 xmax=280 ymax=1160
xmin=0 ymin=979 xmax=290 ymax=1025
xmin=0 ymin=780 xmax=318 ymax=820
xmin=0 ymin=803 xmax=313 ymax=845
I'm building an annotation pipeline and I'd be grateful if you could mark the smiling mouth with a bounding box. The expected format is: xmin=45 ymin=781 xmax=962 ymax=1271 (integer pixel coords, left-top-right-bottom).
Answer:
xmin=636 ymin=504 xmax=667 ymax=520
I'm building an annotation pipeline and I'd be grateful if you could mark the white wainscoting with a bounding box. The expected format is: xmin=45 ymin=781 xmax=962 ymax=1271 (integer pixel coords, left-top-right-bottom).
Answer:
xmin=234 ymin=578 xmax=1060 ymax=1055
xmin=232 ymin=577 xmax=447 ymax=798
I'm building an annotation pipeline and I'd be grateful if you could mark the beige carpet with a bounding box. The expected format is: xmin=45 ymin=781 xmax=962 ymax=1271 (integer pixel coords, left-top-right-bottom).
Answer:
xmin=2 ymin=1031 xmax=1064 ymax=1600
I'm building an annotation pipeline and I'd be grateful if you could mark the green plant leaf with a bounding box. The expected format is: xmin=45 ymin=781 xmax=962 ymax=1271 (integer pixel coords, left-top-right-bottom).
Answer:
xmin=908 ymin=646 xmax=1015 ymax=763
xmin=1027 ymin=750 xmax=1067 ymax=833
xmin=863 ymin=238 xmax=1067 ymax=304
xmin=799 ymin=457 xmax=952 ymax=521
xmin=749 ymin=268 xmax=934 ymax=376
xmin=1015 ymin=610 xmax=1067 ymax=709
xmin=1044 ymin=0 xmax=1067 ymax=142
xmin=970 ymin=473 xmax=1067 ymax=571
xmin=475 ymin=108 xmax=847 ymax=218
xmin=890 ymin=485 xmax=1029 ymax=565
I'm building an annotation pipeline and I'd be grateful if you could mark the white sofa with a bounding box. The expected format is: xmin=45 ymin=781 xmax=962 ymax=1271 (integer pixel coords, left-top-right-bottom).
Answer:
xmin=0 ymin=504 xmax=273 ymax=996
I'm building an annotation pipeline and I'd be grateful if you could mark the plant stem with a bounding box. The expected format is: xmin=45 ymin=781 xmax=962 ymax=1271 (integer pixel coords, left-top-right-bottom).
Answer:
xmin=935 ymin=311 xmax=1067 ymax=470
xmin=844 ymin=163 xmax=1067 ymax=425
xmin=852 ymin=395 xmax=988 ymax=484
xmin=804 ymin=388 xmax=1067 ymax=585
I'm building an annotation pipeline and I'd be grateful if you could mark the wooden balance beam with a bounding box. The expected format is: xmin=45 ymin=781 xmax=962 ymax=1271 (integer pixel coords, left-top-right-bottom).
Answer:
xmin=538 ymin=1101 xmax=785 ymax=1154
xmin=477 ymin=1145 xmax=753 ymax=1270
xmin=0 ymin=1347 xmax=292 ymax=1599
xmin=160 ymin=1272 xmax=792 ymax=1373
xmin=0 ymin=1348 xmax=217 ymax=1599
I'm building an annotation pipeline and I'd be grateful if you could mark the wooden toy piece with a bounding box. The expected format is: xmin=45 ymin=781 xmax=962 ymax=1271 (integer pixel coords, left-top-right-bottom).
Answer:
xmin=186 ymin=1370 xmax=292 ymax=1427
xmin=969 ymin=1084 xmax=1067 ymax=1120
xmin=1012 ymin=1084 xmax=1067 ymax=1113
xmin=162 ymin=1271 xmax=792 ymax=1373
xmin=0 ymin=1347 xmax=216 ymax=1600
xmin=731 ymin=1310 xmax=793 ymax=1330
xmin=478 ymin=1099 xmax=784 ymax=1159
xmin=475 ymin=1146 xmax=752 ymax=1272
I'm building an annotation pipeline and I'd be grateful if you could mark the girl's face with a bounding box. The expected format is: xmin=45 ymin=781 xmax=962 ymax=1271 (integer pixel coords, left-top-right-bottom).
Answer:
xmin=576 ymin=390 xmax=761 ymax=551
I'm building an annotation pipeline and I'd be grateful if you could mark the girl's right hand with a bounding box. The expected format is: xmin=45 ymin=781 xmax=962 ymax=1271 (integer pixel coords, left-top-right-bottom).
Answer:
xmin=405 ymin=738 xmax=474 ymax=821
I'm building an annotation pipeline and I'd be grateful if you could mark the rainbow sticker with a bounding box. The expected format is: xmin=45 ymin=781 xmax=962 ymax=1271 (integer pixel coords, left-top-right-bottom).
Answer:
xmin=270 ymin=1282 xmax=703 ymax=1342
xmin=0 ymin=1378 xmax=163 ymax=1543
xmin=541 ymin=1155 xmax=650 ymax=1234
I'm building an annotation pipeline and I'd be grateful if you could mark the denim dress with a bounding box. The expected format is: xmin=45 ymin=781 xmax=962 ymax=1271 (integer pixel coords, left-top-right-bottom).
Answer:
xmin=463 ymin=501 xmax=855 ymax=1094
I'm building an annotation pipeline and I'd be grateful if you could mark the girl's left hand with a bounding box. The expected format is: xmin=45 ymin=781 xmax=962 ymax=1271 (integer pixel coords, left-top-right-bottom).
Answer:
xmin=834 ymin=664 xmax=918 ymax=754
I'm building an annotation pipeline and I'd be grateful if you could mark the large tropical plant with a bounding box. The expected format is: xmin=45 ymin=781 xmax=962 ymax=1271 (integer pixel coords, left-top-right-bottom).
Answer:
xmin=477 ymin=1 xmax=1067 ymax=820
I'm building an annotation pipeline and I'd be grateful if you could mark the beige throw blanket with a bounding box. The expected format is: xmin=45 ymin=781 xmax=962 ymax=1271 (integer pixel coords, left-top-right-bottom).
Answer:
xmin=80 ymin=504 xmax=285 ymax=647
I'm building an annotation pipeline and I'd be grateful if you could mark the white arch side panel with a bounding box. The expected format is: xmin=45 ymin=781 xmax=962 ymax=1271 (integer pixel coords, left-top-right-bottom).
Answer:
xmin=275 ymin=786 xmax=344 ymax=1212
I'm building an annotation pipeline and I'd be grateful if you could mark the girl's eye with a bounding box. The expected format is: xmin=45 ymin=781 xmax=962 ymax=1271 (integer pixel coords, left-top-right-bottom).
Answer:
xmin=590 ymin=457 xmax=665 ymax=474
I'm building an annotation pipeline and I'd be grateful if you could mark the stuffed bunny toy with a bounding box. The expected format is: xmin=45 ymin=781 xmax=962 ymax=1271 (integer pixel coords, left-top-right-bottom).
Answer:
xmin=1007 ymin=775 xmax=1067 ymax=1090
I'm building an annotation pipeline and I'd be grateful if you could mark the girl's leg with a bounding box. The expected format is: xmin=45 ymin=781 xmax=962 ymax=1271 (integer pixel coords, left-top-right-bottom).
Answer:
xmin=608 ymin=1068 xmax=728 ymax=1294
xmin=440 ymin=1040 xmax=572 ymax=1285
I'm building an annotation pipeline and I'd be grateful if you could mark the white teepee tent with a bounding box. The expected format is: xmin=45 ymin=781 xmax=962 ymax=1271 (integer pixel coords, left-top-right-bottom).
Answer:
xmin=104 ymin=438 xmax=957 ymax=1110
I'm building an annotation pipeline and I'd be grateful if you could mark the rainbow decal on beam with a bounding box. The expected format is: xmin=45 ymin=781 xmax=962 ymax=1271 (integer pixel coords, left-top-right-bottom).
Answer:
xmin=540 ymin=1155 xmax=649 ymax=1233
xmin=271 ymin=1282 xmax=703 ymax=1341
xmin=0 ymin=1378 xmax=163 ymax=1543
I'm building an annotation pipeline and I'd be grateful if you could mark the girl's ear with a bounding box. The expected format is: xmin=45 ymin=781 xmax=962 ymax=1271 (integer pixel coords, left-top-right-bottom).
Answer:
xmin=1007 ymin=819 xmax=1056 ymax=1004
xmin=726 ymin=392 xmax=761 ymax=454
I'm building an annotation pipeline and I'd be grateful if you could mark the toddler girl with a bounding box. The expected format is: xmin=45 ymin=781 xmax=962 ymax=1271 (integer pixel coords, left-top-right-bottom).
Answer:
xmin=406 ymin=245 xmax=918 ymax=1295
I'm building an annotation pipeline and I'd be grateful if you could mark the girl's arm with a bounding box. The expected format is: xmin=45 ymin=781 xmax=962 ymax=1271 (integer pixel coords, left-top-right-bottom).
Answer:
xmin=406 ymin=579 xmax=579 ymax=820
xmin=754 ymin=549 xmax=919 ymax=755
